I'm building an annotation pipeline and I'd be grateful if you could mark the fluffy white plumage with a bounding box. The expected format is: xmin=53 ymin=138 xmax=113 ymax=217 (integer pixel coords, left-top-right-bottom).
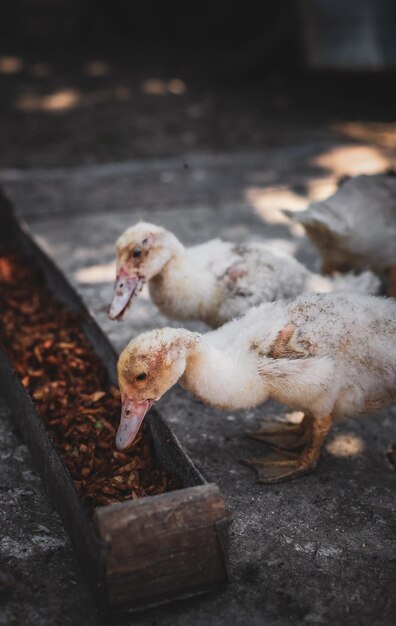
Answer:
xmin=117 ymin=292 xmax=396 ymax=481
xmin=111 ymin=222 xmax=380 ymax=328
xmin=181 ymin=292 xmax=396 ymax=418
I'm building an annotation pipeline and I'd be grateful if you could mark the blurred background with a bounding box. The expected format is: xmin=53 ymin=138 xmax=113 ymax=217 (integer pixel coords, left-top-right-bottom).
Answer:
xmin=0 ymin=0 xmax=395 ymax=168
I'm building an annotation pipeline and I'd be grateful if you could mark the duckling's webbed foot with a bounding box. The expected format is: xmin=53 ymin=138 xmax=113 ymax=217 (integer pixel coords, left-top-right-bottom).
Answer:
xmin=244 ymin=414 xmax=333 ymax=484
xmin=243 ymin=450 xmax=310 ymax=484
xmin=247 ymin=415 xmax=312 ymax=450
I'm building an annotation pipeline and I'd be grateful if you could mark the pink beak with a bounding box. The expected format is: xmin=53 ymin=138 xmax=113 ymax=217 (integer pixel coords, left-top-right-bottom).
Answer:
xmin=115 ymin=398 xmax=152 ymax=450
xmin=109 ymin=271 xmax=142 ymax=320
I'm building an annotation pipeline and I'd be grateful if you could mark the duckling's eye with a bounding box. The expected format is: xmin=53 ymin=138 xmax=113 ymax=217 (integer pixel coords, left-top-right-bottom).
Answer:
xmin=135 ymin=372 xmax=147 ymax=381
xmin=133 ymin=248 xmax=142 ymax=258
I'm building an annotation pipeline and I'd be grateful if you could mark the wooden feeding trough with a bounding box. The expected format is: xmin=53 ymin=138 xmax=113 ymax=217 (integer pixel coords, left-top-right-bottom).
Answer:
xmin=0 ymin=188 xmax=230 ymax=612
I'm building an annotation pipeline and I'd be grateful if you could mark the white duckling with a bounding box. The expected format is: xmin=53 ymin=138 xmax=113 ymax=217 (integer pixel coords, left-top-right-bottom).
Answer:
xmin=109 ymin=222 xmax=380 ymax=328
xmin=287 ymin=173 xmax=396 ymax=295
xmin=116 ymin=292 xmax=396 ymax=483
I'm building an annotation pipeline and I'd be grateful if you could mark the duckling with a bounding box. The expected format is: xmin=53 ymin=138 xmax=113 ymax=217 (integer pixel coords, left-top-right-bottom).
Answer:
xmin=116 ymin=292 xmax=396 ymax=483
xmin=287 ymin=173 xmax=396 ymax=295
xmin=109 ymin=222 xmax=380 ymax=328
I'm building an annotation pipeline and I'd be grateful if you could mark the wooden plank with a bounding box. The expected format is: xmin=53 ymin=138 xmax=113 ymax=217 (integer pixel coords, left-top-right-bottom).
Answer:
xmin=148 ymin=407 xmax=205 ymax=488
xmin=0 ymin=348 xmax=107 ymax=600
xmin=95 ymin=484 xmax=229 ymax=607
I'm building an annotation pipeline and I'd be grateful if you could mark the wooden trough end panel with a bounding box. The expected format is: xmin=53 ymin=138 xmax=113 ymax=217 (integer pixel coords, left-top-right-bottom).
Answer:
xmin=95 ymin=483 xmax=229 ymax=608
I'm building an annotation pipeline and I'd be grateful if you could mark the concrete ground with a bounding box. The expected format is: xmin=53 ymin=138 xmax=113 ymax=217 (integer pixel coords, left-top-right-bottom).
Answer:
xmin=1 ymin=41 xmax=396 ymax=626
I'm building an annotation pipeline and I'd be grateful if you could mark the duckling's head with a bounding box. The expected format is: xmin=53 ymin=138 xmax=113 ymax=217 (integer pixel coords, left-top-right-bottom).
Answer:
xmin=109 ymin=222 xmax=183 ymax=320
xmin=115 ymin=328 xmax=199 ymax=450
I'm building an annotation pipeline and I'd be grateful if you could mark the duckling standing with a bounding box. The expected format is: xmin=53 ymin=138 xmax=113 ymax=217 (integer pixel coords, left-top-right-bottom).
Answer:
xmin=116 ymin=292 xmax=396 ymax=483
xmin=109 ymin=222 xmax=380 ymax=328
xmin=287 ymin=173 xmax=396 ymax=295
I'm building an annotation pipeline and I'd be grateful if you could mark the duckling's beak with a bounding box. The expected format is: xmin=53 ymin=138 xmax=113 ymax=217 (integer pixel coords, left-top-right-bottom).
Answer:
xmin=109 ymin=272 xmax=142 ymax=320
xmin=116 ymin=398 xmax=152 ymax=450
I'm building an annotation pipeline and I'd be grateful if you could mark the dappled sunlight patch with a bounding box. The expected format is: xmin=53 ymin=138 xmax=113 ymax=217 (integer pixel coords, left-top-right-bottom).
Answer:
xmin=306 ymin=178 xmax=337 ymax=201
xmin=246 ymin=186 xmax=307 ymax=219
xmin=245 ymin=186 xmax=306 ymax=235
xmin=141 ymin=78 xmax=186 ymax=96
xmin=311 ymin=144 xmax=389 ymax=177
xmin=14 ymin=81 xmax=135 ymax=112
xmin=326 ymin=433 xmax=365 ymax=457
xmin=42 ymin=88 xmax=80 ymax=111
xmin=11 ymin=75 xmax=185 ymax=113
xmin=168 ymin=78 xmax=186 ymax=95
xmin=332 ymin=121 xmax=396 ymax=150
xmin=15 ymin=88 xmax=81 ymax=112
xmin=74 ymin=261 xmax=116 ymax=284
xmin=248 ymin=142 xmax=393 ymax=234
xmin=0 ymin=56 xmax=24 ymax=74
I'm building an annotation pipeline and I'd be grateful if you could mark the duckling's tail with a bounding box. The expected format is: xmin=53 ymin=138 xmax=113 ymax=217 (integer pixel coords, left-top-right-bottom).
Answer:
xmin=307 ymin=270 xmax=381 ymax=295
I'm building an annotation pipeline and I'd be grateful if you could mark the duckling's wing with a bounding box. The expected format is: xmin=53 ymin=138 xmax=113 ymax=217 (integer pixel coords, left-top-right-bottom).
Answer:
xmin=216 ymin=244 xmax=310 ymax=322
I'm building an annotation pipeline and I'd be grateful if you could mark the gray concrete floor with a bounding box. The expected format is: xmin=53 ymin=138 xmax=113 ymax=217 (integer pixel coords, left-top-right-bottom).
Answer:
xmin=1 ymin=45 xmax=396 ymax=625
xmin=1 ymin=148 xmax=396 ymax=626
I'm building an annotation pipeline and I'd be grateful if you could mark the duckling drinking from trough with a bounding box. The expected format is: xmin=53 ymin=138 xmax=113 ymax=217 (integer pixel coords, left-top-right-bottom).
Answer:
xmin=115 ymin=292 xmax=396 ymax=484
xmin=109 ymin=222 xmax=380 ymax=328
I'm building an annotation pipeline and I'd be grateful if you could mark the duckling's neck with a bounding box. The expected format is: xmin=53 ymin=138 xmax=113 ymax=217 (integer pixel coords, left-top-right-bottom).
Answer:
xmin=180 ymin=338 xmax=267 ymax=410
xmin=149 ymin=248 xmax=222 ymax=324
